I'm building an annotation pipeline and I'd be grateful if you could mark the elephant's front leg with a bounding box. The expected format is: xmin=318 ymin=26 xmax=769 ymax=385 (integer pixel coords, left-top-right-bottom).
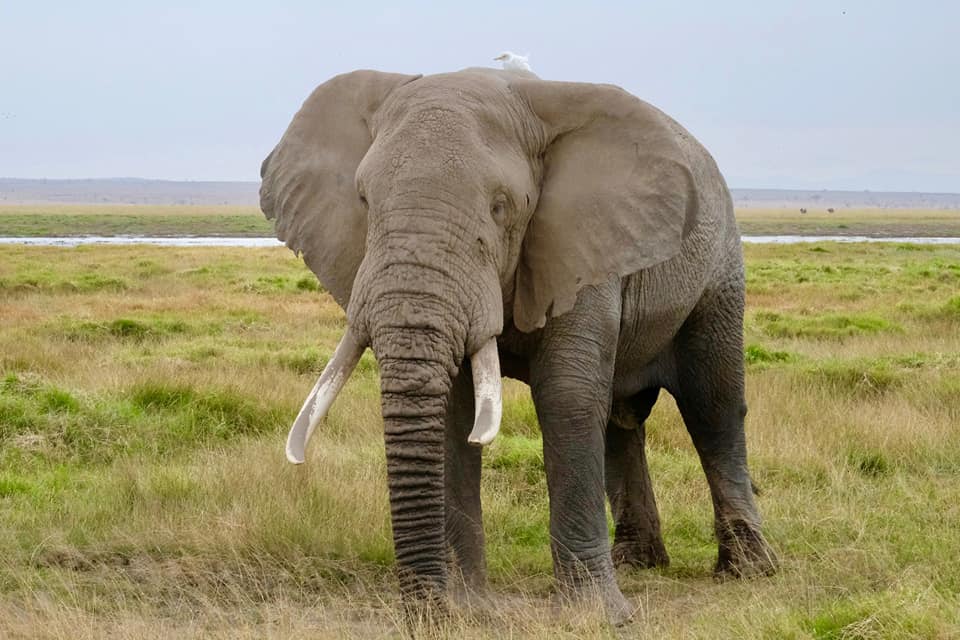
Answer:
xmin=530 ymin=281 xmax=633 ymax=625
xmin=444 ymin=368 xmax=487 ymax=595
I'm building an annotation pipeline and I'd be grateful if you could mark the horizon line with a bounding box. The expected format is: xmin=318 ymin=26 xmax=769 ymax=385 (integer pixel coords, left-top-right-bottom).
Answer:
xmin=1 ymin=176 xmax=958 ymax=197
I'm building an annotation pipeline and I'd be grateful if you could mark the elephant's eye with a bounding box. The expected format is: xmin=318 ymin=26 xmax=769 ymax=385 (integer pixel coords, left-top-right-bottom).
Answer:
xmin=490 ymin=196 xmax=507 ymax=224
xmin=358 ymin=194 xmax=369 ymax=209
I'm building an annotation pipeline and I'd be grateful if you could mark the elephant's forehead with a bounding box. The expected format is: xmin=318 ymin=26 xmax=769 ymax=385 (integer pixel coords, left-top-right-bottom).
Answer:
xmin=373 ymin=70 xmax=534 ymax=141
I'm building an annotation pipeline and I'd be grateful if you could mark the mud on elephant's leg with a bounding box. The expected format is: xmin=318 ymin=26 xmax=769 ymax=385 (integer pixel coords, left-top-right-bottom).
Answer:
xmin=444 ymin=368 xmax=487 ymax=597
xmin=606 ymin=389 xmax=670 ymax=570
xmin=673 ymin=289 xmax=778 ymax=578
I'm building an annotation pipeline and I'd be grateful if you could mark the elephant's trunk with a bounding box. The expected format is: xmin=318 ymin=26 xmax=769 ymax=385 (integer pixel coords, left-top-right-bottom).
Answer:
xmin=371 ymin=317 xmax=456 ymax=599
xmin=362 ymin=258 xmax=499 ymax=599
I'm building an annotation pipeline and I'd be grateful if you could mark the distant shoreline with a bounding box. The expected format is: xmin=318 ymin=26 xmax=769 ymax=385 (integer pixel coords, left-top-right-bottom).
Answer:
xmin=2 ymin=178 xmax=959 ymax=210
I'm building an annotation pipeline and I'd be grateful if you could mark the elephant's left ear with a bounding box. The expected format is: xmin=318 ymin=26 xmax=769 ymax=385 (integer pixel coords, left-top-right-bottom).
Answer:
xmin=509 ymin=79 xmax=701 ymax=332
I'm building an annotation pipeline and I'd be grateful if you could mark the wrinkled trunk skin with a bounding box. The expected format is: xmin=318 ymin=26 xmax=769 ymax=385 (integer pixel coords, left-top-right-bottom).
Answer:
xmin=362 ymin=283 xmax=473 ymax=611
xmin=376 ymin=326 xmax=453 ymax=603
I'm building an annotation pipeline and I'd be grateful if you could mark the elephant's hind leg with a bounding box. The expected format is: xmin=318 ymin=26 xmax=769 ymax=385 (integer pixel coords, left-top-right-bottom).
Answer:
xmin=606 ymin=388 xmax=669 ymax=569
xmin=672 ymin=286 xmax=777 ymax=577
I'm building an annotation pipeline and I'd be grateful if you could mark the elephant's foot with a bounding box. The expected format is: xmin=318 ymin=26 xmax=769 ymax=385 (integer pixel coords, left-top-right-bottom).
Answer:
xmin=554 ymin=561 xmax=636 ymax=627
xmin=612 ymin=536 xmax=670 ymax=570
xmin=400 ymin=597 xmax=448 ymax=634
xmin=714 ymin=520 xmax=778 ymax=578
xmin=600 ymin=583 xmax=635 ymax=627
xmin=447 ymin=572 xmax=492 ymax=619
xmin=552 ymin=582 xmax=635 ymax=627
xmin=397 ymin=571 xmax=451 ymax=631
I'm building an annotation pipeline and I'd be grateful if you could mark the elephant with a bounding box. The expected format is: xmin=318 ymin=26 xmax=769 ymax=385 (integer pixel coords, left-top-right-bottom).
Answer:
xmin=259 ymin=66 xmax=777 ymax=624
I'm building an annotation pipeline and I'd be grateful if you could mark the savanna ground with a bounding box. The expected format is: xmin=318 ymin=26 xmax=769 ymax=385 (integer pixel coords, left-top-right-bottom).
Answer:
xmin=2 ymin=203 xmax=959 ymax=237
xmin=0 ymin=205 xmax=272 ymax=238
xmin=1 ymin=208 xmax=959 ymax=638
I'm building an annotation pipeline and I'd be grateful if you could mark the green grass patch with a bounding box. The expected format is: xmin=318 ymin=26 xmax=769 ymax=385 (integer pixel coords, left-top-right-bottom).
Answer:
xmin=943 ymin=295 xmax=960 ymax=317
xmin=486 ymin=434 xmax=544 ymax=484
xmin=845 ymin=447 xmax=893 ymax=478
xmin=0 ymin=204 xmax=273 ymax=237
xmin=0 ymin=373 xmax=284 ymax=468
xmin=501 ymin=391 xmax=540 ymax=438
xmin=804 ymin=358 xmax=903 ymax=395
xmin=799 ymin=592 xmax=949 ymax=639
xmin=0 ymin=271 xmax=129 ymax=295
xmin=0 ymin=474 xmax=34 ymax=497
xmin=295 ymin=276 xmax=320 ymax=292
xmin=752 ymin=310 xmax=898 ymax=339
xmin=273 ymin=347 xmax=324 ymax=375
xmin=745 ymin=344 xmax=795 ymax=366
xmin=55 ymin=317 xmax=196 ymax=342
xmin=128 ymin=381 xmax=281 ymax=444
xmin=238 ymin=274 xmax=327 ymax=295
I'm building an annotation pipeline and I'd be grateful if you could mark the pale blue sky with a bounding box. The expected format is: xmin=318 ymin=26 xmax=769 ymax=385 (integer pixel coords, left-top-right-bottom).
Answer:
xmin=1 ymin=1 xmax=957 ymax=191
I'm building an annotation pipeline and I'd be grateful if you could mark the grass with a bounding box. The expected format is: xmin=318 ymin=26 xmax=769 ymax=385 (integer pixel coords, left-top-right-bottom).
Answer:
xmin=1 ymin=242 xmax=959 ymax=637
xmin=2 ymin=203 xmax=958 ymax=238
xmin=735 ymin=207 xmax=960 ymax=237
xmin=0 ymin=204 xmax=272 ymax=237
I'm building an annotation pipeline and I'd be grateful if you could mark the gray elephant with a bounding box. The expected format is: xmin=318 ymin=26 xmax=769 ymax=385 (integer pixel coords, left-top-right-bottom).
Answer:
xmin=260 ymin=67 xmax=776 ymax=624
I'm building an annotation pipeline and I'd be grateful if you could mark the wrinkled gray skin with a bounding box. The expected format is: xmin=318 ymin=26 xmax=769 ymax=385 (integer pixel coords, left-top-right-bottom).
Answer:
xmin=260 ymin=67 xmax=777 ymax=624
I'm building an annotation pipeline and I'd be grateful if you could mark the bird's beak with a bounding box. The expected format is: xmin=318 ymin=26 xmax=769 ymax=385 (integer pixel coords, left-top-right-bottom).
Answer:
xmin=494 ymin=55 xmax=505 ymax=61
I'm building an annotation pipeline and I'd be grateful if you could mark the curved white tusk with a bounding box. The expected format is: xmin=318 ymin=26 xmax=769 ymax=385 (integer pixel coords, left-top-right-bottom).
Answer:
xmin=285 ymin=328 xmax=364 ymax=464
xmin=467 ymin=338 xmax=502 ymax=446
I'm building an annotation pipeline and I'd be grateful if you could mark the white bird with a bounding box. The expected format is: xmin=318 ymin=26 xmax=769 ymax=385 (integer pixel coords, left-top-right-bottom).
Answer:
xmin=494 ymin=51 xmax=531 ymax=71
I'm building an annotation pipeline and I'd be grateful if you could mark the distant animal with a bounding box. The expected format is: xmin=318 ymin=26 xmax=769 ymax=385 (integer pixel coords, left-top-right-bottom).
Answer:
xmin=800 ymin=208 xmax=807 ymax=214
xmin=494 ymin=51 xmax=531 ymax=71
xmin=827 ymin=208 xmax=835 ymax=213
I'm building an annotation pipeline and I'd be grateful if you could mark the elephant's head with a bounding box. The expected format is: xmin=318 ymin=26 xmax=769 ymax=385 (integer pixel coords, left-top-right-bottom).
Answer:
xmin=260 ymin=68 xmax=696 ymax=599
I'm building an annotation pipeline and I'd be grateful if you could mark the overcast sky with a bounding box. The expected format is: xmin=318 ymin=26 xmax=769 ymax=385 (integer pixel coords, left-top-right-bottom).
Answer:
xmin=1 ymin=1 xmax=957 ymax=192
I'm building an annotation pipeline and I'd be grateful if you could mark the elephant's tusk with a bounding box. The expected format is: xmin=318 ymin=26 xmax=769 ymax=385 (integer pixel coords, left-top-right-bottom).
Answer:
xmin=467 ymin=338 xmax=502 ymax=446
xmin=285 ymin=328 xmax=365 ymax=464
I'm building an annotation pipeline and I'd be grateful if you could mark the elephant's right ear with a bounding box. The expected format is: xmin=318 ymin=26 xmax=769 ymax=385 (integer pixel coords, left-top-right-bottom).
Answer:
xmin=260 ymin=71 xmax=421 ymax=309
